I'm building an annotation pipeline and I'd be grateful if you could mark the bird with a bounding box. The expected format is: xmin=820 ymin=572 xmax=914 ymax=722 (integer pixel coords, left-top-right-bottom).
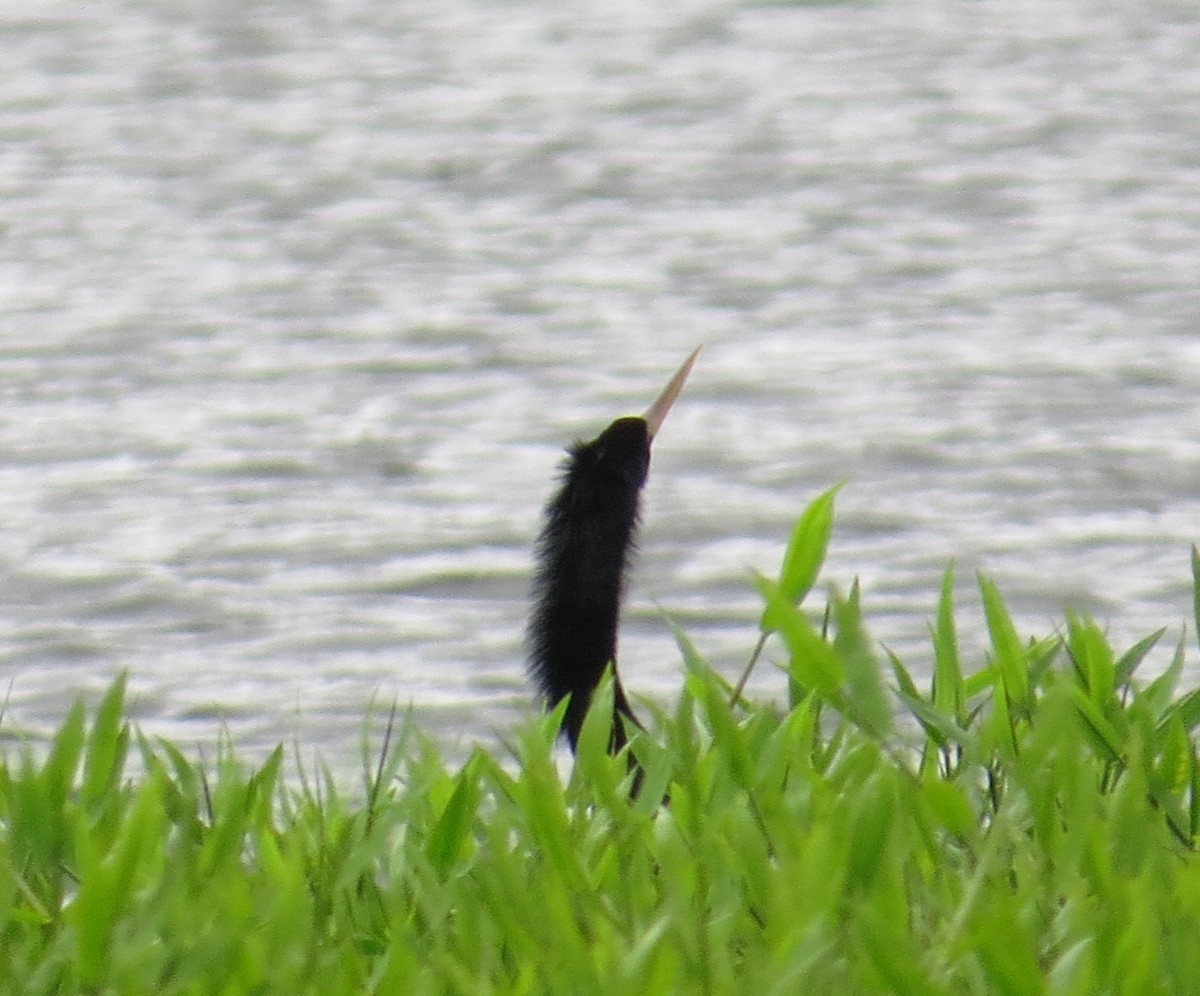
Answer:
xmin=527 ymin=348 xmax=699 ymax=757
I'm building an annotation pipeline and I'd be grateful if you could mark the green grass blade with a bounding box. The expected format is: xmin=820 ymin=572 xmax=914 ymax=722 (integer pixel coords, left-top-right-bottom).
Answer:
xmin=921 ymin=778 xmax=975 ymax=838
xmin=44 ymin=698 xmax=86 ymax=811
xmin=979 ymin=575 xmax=1030 ymax=712
xmin=1191 ymin=740 xmax=1200 ymax=839
xmin=699 ymin=668 xmax=754 ymax=790
xmin=1027 ymin=634 xmax=1061 ymax=689
xmin=575 ymin=668 xmax=617 ymax=770
xmin=1115 ymin=627 xmax=1167 ymax=686
xmin=963 ymin=665 xmax=998 ymax=701
xmin=932 ymin=562 xmax=964 ymax=721
xmin=1110 ymin=736 xmax=1151 ymax=875
xmin=1067 ymin=612 xmax=1116 ymax=707
xmin=670 ymin=615 xmax=738 ymax=711
xmin=1162 ymin=686 xmax=1200 ymax=735
xmin=894 ymin=690 xmax=968 ymax=751
xmin=833 ymin=581 xmax=891 ymax=738
xmin=426 ymin=757 xmax=480 ymax=879
xmin=989 ymin=675 xmax=1018 ymax=762
xmin=754 ymin=574 xmax=844 ymax=700
xmin=1068 ymin=686 xmax=1124 ymax=765
xmin=70 ymin=817 xmax=111 ymax=987
xmin=1144 ymin=631 xmax=1187 ymax=720
xmin=1156 ymin=710 xmax=1191 ymax=794
xmin=82 ymin=673 xmax=129 ymax=814
xmin=759 ymin=482 xmax=841 ymax=633
xmin=886 ymin=647 xmax=919 ymax=700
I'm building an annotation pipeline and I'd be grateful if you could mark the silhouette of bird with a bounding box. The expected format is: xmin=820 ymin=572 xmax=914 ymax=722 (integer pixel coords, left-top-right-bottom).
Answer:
xmin=528 ymin=349 xmax=698 ymax=755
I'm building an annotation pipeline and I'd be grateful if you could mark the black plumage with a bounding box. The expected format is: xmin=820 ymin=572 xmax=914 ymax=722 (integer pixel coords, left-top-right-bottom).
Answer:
xmin=528 ymin=350 xmax=698 ymax=753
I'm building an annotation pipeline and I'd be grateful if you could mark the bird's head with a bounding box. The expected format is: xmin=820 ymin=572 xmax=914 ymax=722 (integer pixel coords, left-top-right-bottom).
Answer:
xmin=574 ymin=416 xmax=652 ymax=490
xmin=567 ymin=347 xmax=700 ymax=493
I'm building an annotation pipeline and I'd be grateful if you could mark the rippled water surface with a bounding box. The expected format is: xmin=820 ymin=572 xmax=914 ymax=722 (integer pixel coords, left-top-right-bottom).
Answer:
xmin=3 ymin=0 xmax=1199 ymax=771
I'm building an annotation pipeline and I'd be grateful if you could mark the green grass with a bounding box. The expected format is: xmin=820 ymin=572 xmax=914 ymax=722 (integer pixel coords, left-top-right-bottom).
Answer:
xmin=3 ymin=491 xmax=1200 ymax=994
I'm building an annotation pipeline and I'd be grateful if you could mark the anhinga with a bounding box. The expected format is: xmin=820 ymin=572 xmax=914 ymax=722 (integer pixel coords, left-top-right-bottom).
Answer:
xmin=528 ymin=349 xmax=699 ymax=755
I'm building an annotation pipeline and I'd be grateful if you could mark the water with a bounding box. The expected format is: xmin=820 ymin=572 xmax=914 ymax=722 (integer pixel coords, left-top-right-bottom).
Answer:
xmin=2 ymin=0 xmax=1199 ymax=771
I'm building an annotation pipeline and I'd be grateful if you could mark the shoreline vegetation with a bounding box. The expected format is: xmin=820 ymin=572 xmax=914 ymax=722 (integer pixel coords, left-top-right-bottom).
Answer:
xmin=3 ymin=490 xmax=1199 ymax=994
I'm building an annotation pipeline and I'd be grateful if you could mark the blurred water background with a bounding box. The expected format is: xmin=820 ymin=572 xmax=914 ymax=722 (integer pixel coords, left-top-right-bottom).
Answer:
xmin=2 ymin=0 xmax=1199 ymax=772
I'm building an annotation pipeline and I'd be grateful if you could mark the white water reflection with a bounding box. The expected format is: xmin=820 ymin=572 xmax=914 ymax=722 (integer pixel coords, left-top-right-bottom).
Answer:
xmin=1 ymin=0 xmax=1198 ymax=771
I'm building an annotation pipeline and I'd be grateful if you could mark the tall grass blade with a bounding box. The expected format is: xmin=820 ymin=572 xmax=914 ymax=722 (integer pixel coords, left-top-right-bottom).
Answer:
xmin=932 ymin=562 xmax=964 ymax=721
xmin=833 ymin=581 xmax=891 ymax=738
xmin=1115 ymin=627 xmax=1166 ymax=686
xmin=886 ymin=648 xmax=919 ymax=700
xmin=1067 ymin=612 xmax=1116 ymax=708
xmin=736 ymin=485 xmax=840 ymax=699
xmin=1157 ymin=710 xmax=1191 ymax=794
xmin=82 ymin=672 xmax=128 ymax=813
xmin=979 ymin=576 xmax=1030 ymax=712
xmin=895 ymin=689 xmax=968 ymax=751
xmin=1171 ymin=687 xmax=1200 ymax=734
xmin=1145 ymin=631 xmax=1187 ymax=719
xmin=921 ymin=778 xmax=975 ymax=838
xmin=1068 ymin=686 xmax=1124 ymax=765
xmin=754 ymin=574 xmax=844 ymax=699
xmin=670 ymin=619 xmax=713 ymax=682
xmin=1111 ymin=735 xmax=1151 ymax=875
xmin=759 ymin=482 xmax=841 ymax=633
xmin=44 ymin=698 xmax=86 ymax=811
xmin=699 ymin=667 xmax=754 ymax=790
xmin=1191 ymin=740 xmax=1200 ymax=839
xmin=426 ymin=757 xmax=480 ymax=879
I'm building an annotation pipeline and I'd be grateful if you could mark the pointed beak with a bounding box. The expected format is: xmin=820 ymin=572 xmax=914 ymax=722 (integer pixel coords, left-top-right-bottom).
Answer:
xmin=643 ymin=347 xmax=700 ymax=440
